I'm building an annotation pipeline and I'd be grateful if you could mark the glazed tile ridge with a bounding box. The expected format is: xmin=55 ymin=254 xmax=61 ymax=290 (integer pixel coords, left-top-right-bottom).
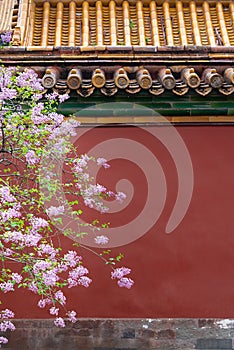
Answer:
xmin=2 ymin=0 xmax=234 ymax=48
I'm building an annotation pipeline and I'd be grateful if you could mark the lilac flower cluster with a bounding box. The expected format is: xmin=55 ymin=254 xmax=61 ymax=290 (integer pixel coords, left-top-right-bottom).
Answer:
xmin=31 ymin=249 xmax=91 ymax=320
xmin=72 ymin=155 xmax=127 ymax=214
xmin=1 ymin=190 xmax=52 ymax=250
xmin=0 ymin=309 xmax=15 ymax=347
xmin=1 ymin=309 xmax=14 ymax=319
xmin=0 ymin=206 xmax=21 ymax=222
xmin=0 ymin=67 xmax=16 ymax=90
xmin=63 ymin=251 xmax=82 ymax=268
xmin=16 ymin=69 xmax=44 ymax=92
xmin=67 ymin=310 xmax=77 ymax=323
xmin=0 ymin=65 xmax=134 ymax=338
xmin=11 ymin=273 xmax=22 ymax=284
xmin=111 ymin=267 xmax=134 ymax=289
xmin=54 ymin=317 xmax=65 ymax=328
xmin=49 ymin=119 xmax=80 ymax=138
xmin=0 ymin=31 xmax=12 ymax=46
xmin=37 ymin=244 xmax=57 ymax=259
xmin=0 ymin=337 xmax=8 ymax=347
xmin=38 ymin=298 xmax=52 ymax=309
xmin=96 ymin=157 xmax=110 ymax=169
xmin=54 ymin=290 xmax=66 ymax=305
xmin=31 ymin=102 xmax=51 ymax=125
xmin=0 ymin=319 xmax=15 ymax=332
xmin=0 ymin=87 xmax=17 ymax=101
xmin=30 ymin=217 xmax=49 ymax=231
xmin=94 ymin=235 xmax=109 ymax=245
xmin=46 ymin=205 xmax=64 ymax=217
xmin=0 ymin=282 xmax=14 ymax=293
xmin=25 ymin=150 xmax=39 ymax=165
xmin=68 ymin=265 xmax=92 ymax=288
xmin=0 ymin=187 xmax=22 ymax=222
xmin=45 ymin=91 xmax=69 ymax=104
xmin=0 ymin=186 xmax=16 ymax=203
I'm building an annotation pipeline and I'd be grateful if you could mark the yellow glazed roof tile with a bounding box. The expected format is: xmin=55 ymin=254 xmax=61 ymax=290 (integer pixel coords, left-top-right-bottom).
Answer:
xmin=0 ymin=0 xmax=18 ymax=33
xmin=2 ymin=0 xmax=234 ymax=48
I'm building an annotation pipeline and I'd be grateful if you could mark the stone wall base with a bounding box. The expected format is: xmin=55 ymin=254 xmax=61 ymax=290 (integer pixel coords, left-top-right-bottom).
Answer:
xmin=4 ymin=318 xmax=234 ymax=350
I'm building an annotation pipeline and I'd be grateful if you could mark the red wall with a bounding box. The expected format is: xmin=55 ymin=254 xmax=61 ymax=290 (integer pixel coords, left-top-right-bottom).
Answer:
xmin=3 ymin=125 xmax=234 ymax=318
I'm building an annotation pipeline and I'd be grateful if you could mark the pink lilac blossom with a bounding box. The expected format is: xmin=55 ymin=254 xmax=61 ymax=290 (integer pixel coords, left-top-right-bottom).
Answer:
xmin=50 ymin=119 xmax=80 ymax=138
xmin=73 ymin=165 xmax=83 ymax=173
xmin=117 ymin=277 xmax=134 ymax=289
xmin=63 ymin=251 xmax=82 ymax=268
xmin=0 ymin=336 xmax=8 ymax=346
xmin=84 ymin=184 xmax=107 ymax=197
xmin=58 ymin=262 xmax=69 ymax=273
xmin=30 ymin=217 xmax=49 ymax=231
xmin=54 ymin=290 xmax=66 ymax=305
xmin=58 ymin=93 xmax=69 ymax=103
xmin=81 ymin=173 xmax=90 ymax=181
xmin=28 ymin=282 xmax=38 ymax=294
xmin=0 ymin=282 xmax=14 ymax=293
xmin=0 ymin=186 xmax=16 ymax=202
xmin=2 ymin=248 xmax=14 ymax=257
xmin=0 ymin=67 xmax=16 ymax=89
xmin=94 ymin=235 xmax=109 ymax=245
xmin=83 ymin=197 xmax=94 ymax=208
xmin=95 ymin=203 xmax=109 ymax=214
xmin=42 ymin=270 xmax=59 ymax=286
xmin=48 ymin=112 xmax=64 ymax=126
xmin=111 ymin=267 xmax=131 ymax=279
xmin=107 ymin=190 xmax=115 ymax=197
xmin=38 ymin=298 xmax=52 ymax=308
xmin=31 ymin=102 xmax=44 ymax=116
xmin=33 ymin=92 xmax=43 ymax=101
xmin=23 ymin=232 xmax=42 ymax=247
xmin=96 ymin=158 xmax=110 ymax=169
xmin=0 ymin=31 xmax=12 ymax=44
xmin=45 ymin=92 xmax=59 ymax=100
xmin=0 ymin=87 xmax=17 ymax=101
xmin=77 ymin=154 xmax=90 ymax=167
xmin=67 ymin=311 xmax=77 ymax=323
xmin=77 ymin=276 xmax=92 ymax=288
xmin=2 ymin=231 xmax=23 ymax=244
xmin=69 ymin=266 xmax=89 ymax=280
xmin=11 ymin=273 xmax=22 ymax=284
xmin=38 ymin=244 xmax=57 ymax=258
xmin=46 ymin=205 xmax=64 ymax=217
xmin=38 ymin=299 xmax=47 ymax=308
xmin=32 ymin=102 xmax=45 ymax=118
xmin=1 ymin=309 xmax=14 ymax=319
xmin=67 ymin=278 xmax=78 ymax=288
xmin=16 ymin=69 xmax=43 ymax=91
xmin=45 ymin=139 xmax=71 ymax=158
xmin=49 ymin=307 xmax=59 ymax=316
xmin=115 ymin=192 xmax=127 ymax=202
xmin=0 ymin=321 xmax=15 ymax=332
xmin=0 ymin=207 xmax=21 ymax=222
xmin=14 ymin=231 xmax=40 ymax=247
xmin=33 ymin=260 xmax=52 ymax=274
xmin=31 ymin=111 xmax=50 ymax=125
xmin=54 ymin=317 xmax=65 ymax=328
xmin=25 ymin=150 xmax=39 ymax=165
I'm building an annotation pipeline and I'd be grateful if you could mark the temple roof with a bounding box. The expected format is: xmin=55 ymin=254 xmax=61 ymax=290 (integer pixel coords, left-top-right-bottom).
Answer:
xmin=1 ymin=0 xmax=234 ymax=49
xmin=1 ymin=0 xmax=234 ymax=114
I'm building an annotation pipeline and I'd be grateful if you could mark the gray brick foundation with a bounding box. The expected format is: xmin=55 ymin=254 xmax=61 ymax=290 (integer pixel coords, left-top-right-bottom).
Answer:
xmin=4 ymin=319 xmax=234 ymax=350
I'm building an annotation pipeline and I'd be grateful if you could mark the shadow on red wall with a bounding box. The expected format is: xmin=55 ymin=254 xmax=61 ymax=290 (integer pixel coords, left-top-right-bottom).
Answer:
xmin=3 ymin=125 xmax=234 ymax=318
